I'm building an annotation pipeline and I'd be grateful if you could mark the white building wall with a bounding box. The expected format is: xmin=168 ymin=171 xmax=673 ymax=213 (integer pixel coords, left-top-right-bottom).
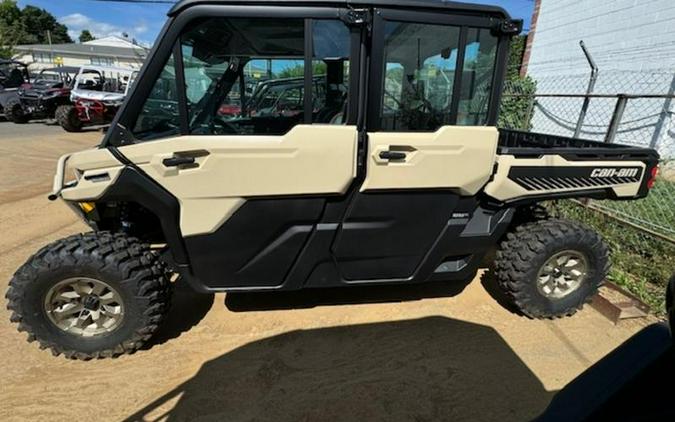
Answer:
xmin=529 ymin=0 xmax=675 ymax=75
xmin=14 ymin=52 xmax=144 ymax=72
xmin=525 ymin=0 xmax=675 ymax=159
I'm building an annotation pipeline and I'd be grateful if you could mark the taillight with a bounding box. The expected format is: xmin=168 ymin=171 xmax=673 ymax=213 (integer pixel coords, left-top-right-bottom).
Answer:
xmin=647 ymin=166 xmax=659 ymax=190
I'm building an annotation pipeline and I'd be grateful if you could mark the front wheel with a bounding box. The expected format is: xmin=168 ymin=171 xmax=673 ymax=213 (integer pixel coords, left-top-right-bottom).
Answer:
xmin=6 ymin=232 xmax=171 ymax=359
xmin=56 ymin=104 xmax=83 ymax=132
xmin=5 ymin=98 xmax=29 ymax=123
xmin=494 ymin=219 xmax=609 ymax=318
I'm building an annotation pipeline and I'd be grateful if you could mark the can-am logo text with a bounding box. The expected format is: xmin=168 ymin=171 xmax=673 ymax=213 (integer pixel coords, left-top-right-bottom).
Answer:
xmin=590 ymin=168 xmax=639 ymax=178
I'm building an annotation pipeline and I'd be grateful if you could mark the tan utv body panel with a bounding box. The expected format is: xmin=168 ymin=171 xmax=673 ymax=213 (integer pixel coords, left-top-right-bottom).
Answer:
xmin=60 ymin=148 xmax=124 ymax=201
xmin=362 ymin=126 xmax=499 ymax=195
xmin=485 ymin=154 xmax=646 ymax=202
xmin=117 ymin=125 xmax=358 ymax=236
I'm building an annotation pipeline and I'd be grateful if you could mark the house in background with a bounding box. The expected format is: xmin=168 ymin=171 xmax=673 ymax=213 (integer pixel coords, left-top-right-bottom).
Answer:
xmin=521 ymin=0 xmax=675 ymax=159
xmin=13 ymin=36 xmax=147 ymax=71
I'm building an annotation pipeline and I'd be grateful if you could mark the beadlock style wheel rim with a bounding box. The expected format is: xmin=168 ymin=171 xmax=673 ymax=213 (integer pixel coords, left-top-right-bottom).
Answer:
xmin=44 ymin=277 xmax=125 ymax=337
xmin=536 ymin=250 xmax=589 ymax=299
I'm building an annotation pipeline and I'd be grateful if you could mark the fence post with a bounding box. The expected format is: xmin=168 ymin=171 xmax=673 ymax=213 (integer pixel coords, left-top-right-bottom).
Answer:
xmin=522 ymin=97 xmax=536 ymax=130
xmin=650 ymin=73 xmax=675 ymax=148
xmin=605 ymin=95 xmax=628 ymax=143
xmin=574 ymin=41 xmax=599 ymax=138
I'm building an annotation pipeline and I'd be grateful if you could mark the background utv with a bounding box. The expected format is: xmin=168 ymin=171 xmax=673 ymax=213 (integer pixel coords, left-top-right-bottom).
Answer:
xmin=57 ymin=65 xmax=138 ymax=132
xmin=6 ymin=0 xmax=659 ymax=359
xmin=0 ymin=59 xmax=30 ymax=118
xmin=5 ymin=66 xmax=78 ymax=124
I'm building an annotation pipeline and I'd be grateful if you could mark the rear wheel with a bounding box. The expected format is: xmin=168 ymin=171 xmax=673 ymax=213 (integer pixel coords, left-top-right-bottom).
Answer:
xmin=6 ymin=232 xmax=172 ymax=360
xmin=5 ymin=98 xmax=29 ymax=123
xmin=494 ymin=219 xmax=609 ymax=318
xmin=56 ymin=104 xmax=83 ymax=132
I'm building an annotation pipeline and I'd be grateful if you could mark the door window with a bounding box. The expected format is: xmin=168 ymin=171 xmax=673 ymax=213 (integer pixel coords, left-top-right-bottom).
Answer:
xmin=179 ymin=18 xmax=305 ymax=136
xmin=381 ymin=22 xmax=461 ymax=131
xmin=312 ymin=19 xmax=350 ymax=124
xmin=457 ymin=28 xmax=499 ymax=125
xmin=129 ymin=16 xmax=353 ymax=141
xmin=379 ymin=22 xmax=500 ymax=131
xmin=132 ymin=54 xmax=180 ymax=140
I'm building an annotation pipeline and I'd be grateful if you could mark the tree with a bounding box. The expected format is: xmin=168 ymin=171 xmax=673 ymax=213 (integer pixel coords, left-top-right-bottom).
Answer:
xmin=79 ymin=29 xmax=95 ymax=43
xmin=0 ymin=1 xmax=72 ymax=58
xmin=277 ymin=62 xmax=327 ymax=79
xmin=18 ymin=5 xmax=72 ymax=44
xmin=0 ymin=0 xmax=23 ymax=58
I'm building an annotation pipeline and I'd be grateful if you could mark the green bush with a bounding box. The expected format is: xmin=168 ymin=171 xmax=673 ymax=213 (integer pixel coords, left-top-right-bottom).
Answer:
xmin=499 ymin=76 xmax=537 ymax=130
xmin=498 ymin=35 xmax=537 ymax=130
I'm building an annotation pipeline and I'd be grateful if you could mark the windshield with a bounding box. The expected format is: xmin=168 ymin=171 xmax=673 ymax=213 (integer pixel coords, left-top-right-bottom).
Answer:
xmin=75 ymin=69 xmax=135 ymax=94
xmin=35 ymin=72 xmax=62 ymax=84
xmin=31 ymin=70 xmax=76 ymax=88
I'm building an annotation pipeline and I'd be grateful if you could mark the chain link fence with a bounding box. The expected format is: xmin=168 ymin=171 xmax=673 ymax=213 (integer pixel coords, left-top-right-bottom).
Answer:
xmin=501 ymin=69 xmax=675 ymax=243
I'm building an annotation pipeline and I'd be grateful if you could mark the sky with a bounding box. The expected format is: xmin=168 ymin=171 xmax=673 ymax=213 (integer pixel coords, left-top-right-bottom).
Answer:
xmin=16 ymin=0 xmax=535 ymax=47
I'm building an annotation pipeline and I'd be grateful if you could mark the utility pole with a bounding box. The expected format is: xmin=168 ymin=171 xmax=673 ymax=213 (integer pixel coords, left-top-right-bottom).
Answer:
xmin=46 ymin=30 xmax=54 ymax=63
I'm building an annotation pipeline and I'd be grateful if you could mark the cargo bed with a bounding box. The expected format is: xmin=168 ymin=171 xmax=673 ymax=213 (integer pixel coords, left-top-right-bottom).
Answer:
xmin=485 ymin=129 xmax=660 ymax=204
xmin=498 ymin=129 xmax=659 ymax=162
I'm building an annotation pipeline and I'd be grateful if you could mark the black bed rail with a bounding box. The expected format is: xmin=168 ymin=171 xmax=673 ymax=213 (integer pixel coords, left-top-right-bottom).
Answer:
xmin=497 ymin=129 xmax=660 ymax=162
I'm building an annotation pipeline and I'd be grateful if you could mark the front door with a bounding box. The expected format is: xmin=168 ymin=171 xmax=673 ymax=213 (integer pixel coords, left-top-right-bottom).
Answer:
xmin=115 ymin=7 xmax=362 ymax=289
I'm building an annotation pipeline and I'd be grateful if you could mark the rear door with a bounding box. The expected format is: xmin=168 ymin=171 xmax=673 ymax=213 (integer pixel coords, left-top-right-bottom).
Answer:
xmin=112 ymin=6 xmax=361 ymax=288
xmin=331 ymin=8 xmax=508 ymax=281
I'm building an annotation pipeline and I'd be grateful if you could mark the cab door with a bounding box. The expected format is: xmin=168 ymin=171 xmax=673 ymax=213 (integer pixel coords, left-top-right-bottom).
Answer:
xmin=331 ymin=9 xmax=508 ymax=282
xmin=109 ymin=7 xmax=362 ymax=289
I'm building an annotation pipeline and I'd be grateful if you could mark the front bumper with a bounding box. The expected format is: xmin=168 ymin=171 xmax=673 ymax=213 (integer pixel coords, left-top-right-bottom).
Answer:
xmin=48 ymin=153 xmax=72 ymax=201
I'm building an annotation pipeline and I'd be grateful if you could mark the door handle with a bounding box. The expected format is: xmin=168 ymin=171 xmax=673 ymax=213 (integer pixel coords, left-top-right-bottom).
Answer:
xmin=379 ymin=150 xmax=407 ymax=161
xmin=162 ymin=156 xmax=196 ymax=167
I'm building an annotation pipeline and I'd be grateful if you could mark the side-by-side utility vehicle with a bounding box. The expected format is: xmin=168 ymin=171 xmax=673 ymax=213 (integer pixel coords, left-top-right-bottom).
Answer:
xmin=0 ymin=60 xmax=30 ymax=117
xmin=57 ymin=65 xmax=138 ymax=132
xmin=5 ymin=66 xmax=79 ymax=123
xmin=6 ymin=0 xmax=659 ymax=359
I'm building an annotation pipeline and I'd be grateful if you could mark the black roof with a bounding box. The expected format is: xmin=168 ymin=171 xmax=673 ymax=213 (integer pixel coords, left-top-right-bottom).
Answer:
xmin=40 ymin=66 xmax=81 ymax=74
xmin=169 ymin=0 xmax=510 ymax=19
xmin=0 ymin=59 xmax=27 ymax=66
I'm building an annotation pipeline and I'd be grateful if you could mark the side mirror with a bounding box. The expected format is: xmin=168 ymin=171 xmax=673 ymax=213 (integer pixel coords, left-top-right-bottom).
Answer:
xmin=492 ymin=19 xmax=523 ymax=36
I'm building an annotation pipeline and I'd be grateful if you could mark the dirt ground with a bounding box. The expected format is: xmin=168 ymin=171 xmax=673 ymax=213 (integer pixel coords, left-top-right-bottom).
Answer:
xmin=0 ymin=121 xmax=658 ymax=421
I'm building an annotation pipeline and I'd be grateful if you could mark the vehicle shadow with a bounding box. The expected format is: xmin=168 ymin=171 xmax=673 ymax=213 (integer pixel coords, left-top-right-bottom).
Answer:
xmin=225 ymin=278 xmax=472 ymax=312
xmin=143 ymin=277 xmax=214 ymax=348
xmin=124 ymin=316 xmax=554 ymax=422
